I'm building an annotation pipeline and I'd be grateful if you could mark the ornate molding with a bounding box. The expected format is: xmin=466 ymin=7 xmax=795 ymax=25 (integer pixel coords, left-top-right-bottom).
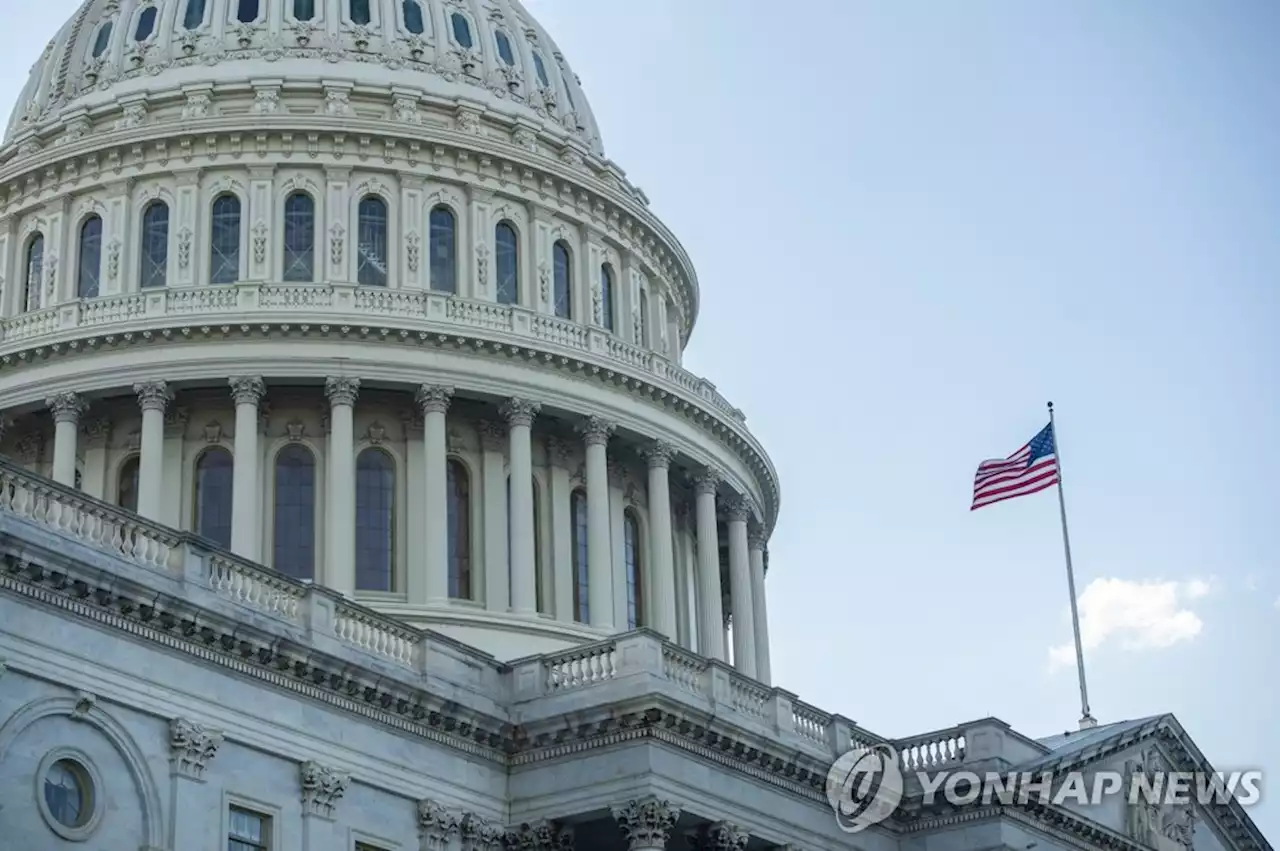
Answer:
xmin=642 ymin=439 xmax=674 ymax=470
xmin=506 ymin=820 xmax=574 ymax=851
xmin=299 ymin=760 xmax=349 ymax=818
xmin=47 ymin=392 xmax=88 ymax=424
xmin=691 ymin=822 xmax=748 ymax=851
xmin=228 ymin=376 xmax=266 ymax=407
xmin=418 ymin=799 xmax=462 ymax=851
xmin=168 ymin=717 xmax=223 ymax=780
xmin=577 ymin=415 xmax=615 ymax=448
xmin=461 ymin=812 xmax=504 ymax=851
xmin=324 ymin=376 xmax=360 ymax=407
xmin=416 ymin=384 xmax=454 ymax=415
xmin=747 ymin=527 xmax=767 ymax=551
xmin=133 ymin=380 xmax=172 ymax=413
xmin=611 ymin=797 xmax=681 ymax=851
xmin=499 ymin=397 xmax=541 ymax=429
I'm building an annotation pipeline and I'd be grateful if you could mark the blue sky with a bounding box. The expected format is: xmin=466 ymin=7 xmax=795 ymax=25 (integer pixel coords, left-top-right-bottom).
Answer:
xmin=4 ymin=0 xmax=1277 ymax=839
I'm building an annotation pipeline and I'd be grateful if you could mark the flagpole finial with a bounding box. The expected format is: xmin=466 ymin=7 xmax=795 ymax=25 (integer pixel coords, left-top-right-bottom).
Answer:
xmin=1047 ymin=400 xmax=1054 ymax=413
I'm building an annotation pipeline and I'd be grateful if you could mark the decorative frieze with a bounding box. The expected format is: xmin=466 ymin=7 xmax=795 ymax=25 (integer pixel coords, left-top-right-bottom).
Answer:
xmin=299 ymin=760 xmax=349 ymax=818
xmin=168 ymin=717 xmax=223 ymax=780
xmin=505 ymin=819 xmax=574 ymax=851
xmin=417 ymin=799 xmax=462 ymax=851
xmin=611 ymin=797 xmax=681 ymax=851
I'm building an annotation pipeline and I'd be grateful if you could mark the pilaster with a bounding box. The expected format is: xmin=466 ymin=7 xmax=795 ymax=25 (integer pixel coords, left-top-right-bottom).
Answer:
xmin=300 ymin=760 xmax=349 ymax=849
xmin=324 ymin=167 xmax=351 ymax=283
xmin=247 ymin=166 xmax=275 ymax=281
xmin=417 ymin=799 xmax=461 ymax=851
xmin=479 ymin=419 xmax=509 ymax=612
xmin=167 ymin=717 xmax=223 ymax=849
xmin=173 ymin=170 xmax=200 ymax=288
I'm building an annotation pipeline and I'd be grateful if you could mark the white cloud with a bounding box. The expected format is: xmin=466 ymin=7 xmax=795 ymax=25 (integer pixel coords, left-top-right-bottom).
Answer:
xmin=1048 ymin=577 xmax=1211 ymax=669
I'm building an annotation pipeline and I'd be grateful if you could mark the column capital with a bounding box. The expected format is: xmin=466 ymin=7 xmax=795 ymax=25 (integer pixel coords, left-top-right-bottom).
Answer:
xmin=500 ymin=397 xmax=541 ymax=429
xmin=417 ymin=384 xmax=455 ymax=415
xmin=299 ymin=760 xmax=348 ymax=819
xmin=460 ymin=813 xmax=504 ymax=851
xmin=693 ymin=467 xmax=722 ymax=496
xmin=642 ymin=439 xmax=675 ymax=470
xmin=228 ymin=376 xmax=266 ymax=407
xmin=577 ymin=415 xmax=615 ymax=447
xmin=506 ymin=820 xmax=574 ymax=851
xmin=417 ymin=799 xmax=462 ymax=851
xmin=477 ymin=420 xmax=506 ymax=453
xmin=611 ymin=798 xmax=681 ymax=851
xmin=725 ymin=496 xmax=754 ymax=523
xmin=694 ymin=822 xmax=749 ymax=851
xmin=747 ymin=526 xmax=768 ymax=551
xmin=168 ymin=717 xmax=223 ymax=781
xmin=47 ymin=392 xmax=88 ymax=424
xmin=324 ymin=376 xmax=360 ymax=407
xmin=134 ymin=381 xmax=173 ymax=413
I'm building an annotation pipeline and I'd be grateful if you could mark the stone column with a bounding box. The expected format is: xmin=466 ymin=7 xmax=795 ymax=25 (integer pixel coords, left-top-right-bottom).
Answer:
xmin=749 ymin=528 xmax=772 ymax=685
xmin=47 ymin=392 xmax=87 ymax=487
xmin=479 ymin=421 xmax=509 ymax=612
xmin=578 ymin=415 xmax=615 ymax=629
xmin=547 ymin=437 xmax=574 ymax=622
xmin=133 ymin=381 xmax=172 ymax=521
xmin=167 ymin=718 xmax=224 ymax=850
xmin=693 ymin=468 xmax=725 ymax=661
xmin=417 ymin=385 xmax=454 ymax=602
xmin=502 ymin=398 xmax=541 ymax=615
xmin=228 ymin=376 xmax=265 ymax=560
xmin=611 ymin=798 xmax=682 ymax=851
xmin=642 ymin=441 xmax=677 ymax=640
xmin=726 ymin=497 xmax=758 ymax=679
xmin=325 ymin=377 xmax=360 ymax=595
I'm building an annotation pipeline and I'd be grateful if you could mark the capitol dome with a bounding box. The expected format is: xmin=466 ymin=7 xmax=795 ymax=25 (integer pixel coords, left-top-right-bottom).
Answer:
xmin=0 ymin=0 xmax=777 ymax=670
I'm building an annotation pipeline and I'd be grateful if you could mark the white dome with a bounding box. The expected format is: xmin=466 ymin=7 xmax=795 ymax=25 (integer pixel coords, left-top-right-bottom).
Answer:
xmin=4 ymin=0 xmax=603 ymax=154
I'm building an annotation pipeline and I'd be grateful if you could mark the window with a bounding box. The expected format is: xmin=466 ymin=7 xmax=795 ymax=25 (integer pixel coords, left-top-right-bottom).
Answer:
xmin=428 ymin=205 xmax=456 ymax=293
xmin=282 ymin=192 xmax=315 ymax=282
xmin=229 ymin=806 xmax=269 ymax=851
xmin=25 ymin=233 xmax=44 ymax=312
xmin=494 ymin=30 xmax=515 ymax=66
xmin=494 ymin=221 xmax=518 ymax=305
xmin=447 ymin=459 xmax=471 ymax=599
xmin=182 ymin=0 xmax=206 ymax=29
xmin=77 ymin=216 xmax=102 ymax=299
xmin=356 ymin=448 xmax=395 ymax=592
xmin=552 ymin=240 xmax=571 ymax=319
xmin=357 ymin=196 xmax=388 ymax=286
xmin=210 ymin=195 xmax=241 ymax=284
xmin=451 ymin=12 xmax=472 ymax=49
xmin=293 ymin=0 xmax=315 ymax=21
xmin=194 ymin=447 xmax=233 ymax=549
xmin=43 ymin=760 xmax=89 ymax=828
xmin=349 ymin=0 xmax=370 ymax=25
xmin=139 ymin=201 xmax=169 ymax=289
xmin=571 ymin=489 xmax=588 ymax=622
xmin=402 ymin=0 xmax=424 ymax=34
xmin=273 ymin=445 xmax=316 ymax=580
xmin=117 ymin=455 xmax=140 ymax=513
xmin=640 ymin=289 xmax=651 ymax=348
xmin=92 ymin=22 xmax=113 ymax=58
xmin=532 ymin=52 xmax=550 ymax=88
xmin=600 ymin=263 xmax=616 ymax=331
xmin=134 ymin=6 xmax=157 ymax=41
xmin=236 ymin=0 xmax=259 ymax=23
xmin=624 ymin=510 xmax=643 ymax=629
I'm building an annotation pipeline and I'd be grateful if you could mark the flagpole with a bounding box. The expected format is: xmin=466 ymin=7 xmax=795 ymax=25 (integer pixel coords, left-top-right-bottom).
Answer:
xmin=1047 ymin=401 xmax=1097 ymax=731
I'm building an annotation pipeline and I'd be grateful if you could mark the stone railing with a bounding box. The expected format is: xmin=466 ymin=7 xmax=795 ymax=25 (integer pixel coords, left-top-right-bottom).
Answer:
xmin=896 ymin=725 xmax=969 ymax=771
xmin=0 ymin=283 xmax=746 ymax=426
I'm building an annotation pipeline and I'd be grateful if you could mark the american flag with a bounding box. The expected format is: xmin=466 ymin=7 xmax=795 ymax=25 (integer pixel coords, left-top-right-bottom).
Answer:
xmin=971 ymin=423 xmax=1060 ymax=510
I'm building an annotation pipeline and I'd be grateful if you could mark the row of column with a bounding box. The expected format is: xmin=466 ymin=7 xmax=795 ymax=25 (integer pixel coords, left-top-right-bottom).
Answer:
xmin=37 ymin=379 xmax=773 ymax=683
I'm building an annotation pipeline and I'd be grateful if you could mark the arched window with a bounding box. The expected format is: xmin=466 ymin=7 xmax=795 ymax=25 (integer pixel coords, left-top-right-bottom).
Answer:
xmin=570 ymin=489 xmax=588 ymax=623
xmin=552 ymin=240 xmax=572 ymax=319
xmin=640 ymin=289 xmax=651 ymax=348
xmin=282 ymin=192 xmax=315 ymax=282
xmin=134 ymin=6 xmax=157 ymax=41
xmin=494 ymin=30 xmax=515 ymax=66
xmin=273 ymin=445 xmax=316 ymax=581
xmin=209 ymin=194 xmax=241 ymax=285
xmin=349 ymin=0 xmax=371 ymax=25
xmin=292 ymin=0 xmax=315 ymax=21
xmin=25 ymin=234 xmax=44 ymax=312
xmin=600 ymin=263 xmax=616 ymax=332
xmin=495 ymin=221 xmax=518 ymax=305
xmin=92 ymin=22 xmax=113 ymax=58
xmin=624 ymin=510 xmax=643 ymax=629
xmin=357 ymin=196 xmax=389 ymax=287
xmin=356 ymin=448 xmax=395 ymax=592
xmin=139 ymin=201 xmax=169 ymax=289
xmin=194 ymin=447 xmax=233 ymax=549
xmin=116 ymin=455 xmax=140 ymax=513
xmin=532 ymin=52 xmax=550 ymax=88
xmin=402 ymin=0 xmax=424 ymax=34
xmin=237 ymin=0 xmax=259 ymax=24
xmin=447 ymin=459 xmax=472 ymax=599
xmin=451 ymin=12 xmax=472 ymax=49
xmin=182 ymin=0 xmax=206 ymax=30
xmin=77 ymin=217 xmax=102 ymax=299
xmin=428 ymin=205 xmax=456 ymax=293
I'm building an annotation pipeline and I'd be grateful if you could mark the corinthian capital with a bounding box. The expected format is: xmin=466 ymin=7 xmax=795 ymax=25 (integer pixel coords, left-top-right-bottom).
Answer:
xmin=47 ymin=392 xmax=88 ymax=424
xmin=134 ymin=381 xmax=173 ymax=413
xmin=747 ymin=526 xmax=768 ymax=551
xmin=726 ymin=497 xmax=754 ymax=523
xmin=228 ymin=376 xmax=266 ymax=407
xmin=577 ymin=415 xmax=615 ymax=447
xmin=168 ymin=717 xmax=223 ymax=780
xmin=299 ymin=760 xmax=349 ymax=819
xmin=324 ymin=376 xmax=360 ymax=407
xmin=417 ymin=384 xmax=455 ymax=415
xmin=692 ymin=467 xmax=722 ymax=497
xmin=500 ymin=397 xmax=541 ymax=429
xmin=642 ymin=440 xmax=675 ymax=470
xmin=611 ymin=798 xmax=682 ymax=851
xmin=695 ymin=822 xmax=748 ymax=851
xmin=417 ymin=799 xmax=461 ymax=851
xmin=460 ymin=813 xmax=504 ymax=851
